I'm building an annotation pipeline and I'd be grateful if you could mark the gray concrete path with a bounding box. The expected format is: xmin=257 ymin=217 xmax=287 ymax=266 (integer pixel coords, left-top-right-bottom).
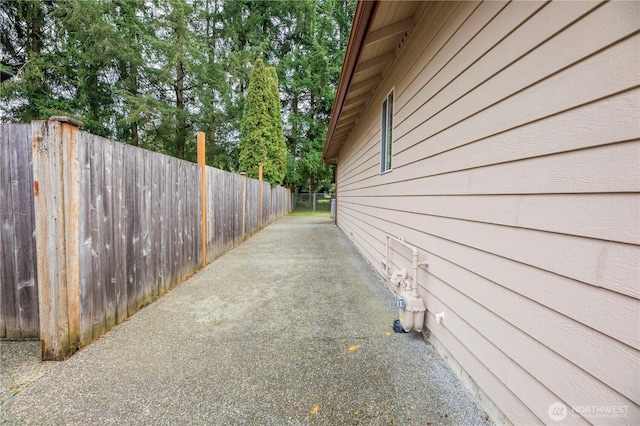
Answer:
xmin=1 ymin=216 xmax=491 ymax=425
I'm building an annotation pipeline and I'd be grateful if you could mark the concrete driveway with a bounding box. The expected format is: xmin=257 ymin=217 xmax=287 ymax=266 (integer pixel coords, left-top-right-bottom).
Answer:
xmin=0 ymin=216 xmax=491 ymax=425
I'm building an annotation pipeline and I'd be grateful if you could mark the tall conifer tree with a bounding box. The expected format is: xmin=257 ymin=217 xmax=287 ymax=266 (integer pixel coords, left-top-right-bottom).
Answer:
xmin=0 ymin=0 xmax=355 ymax=174
xmin=239 ymin=58 xmax=286 ymax=185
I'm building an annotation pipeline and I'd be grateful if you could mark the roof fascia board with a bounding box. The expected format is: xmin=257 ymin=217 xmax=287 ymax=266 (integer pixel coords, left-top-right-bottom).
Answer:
xmin=322 ymin=0 xmax=379 ymax=164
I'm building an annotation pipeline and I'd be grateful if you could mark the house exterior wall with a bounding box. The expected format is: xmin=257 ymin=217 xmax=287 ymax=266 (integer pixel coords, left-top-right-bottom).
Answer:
xmin=335 ymin=1 xmax=639 ymax=424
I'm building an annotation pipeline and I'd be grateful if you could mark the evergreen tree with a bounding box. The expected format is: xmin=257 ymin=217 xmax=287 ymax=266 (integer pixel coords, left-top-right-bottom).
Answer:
xmin=53 ymin=0 xmax=119 ymax=136
xmin=0 ymin=0 xmax=58 ymax=122
xmin=267 ymin=66 xmax=287 ymax=185
xmin=239 ymin=58 xmax=286 ymax=185
xmin=1 ymin=0 xmax=355 ymax=177
xmin=111 ymin=0 xmax=148 ymax=147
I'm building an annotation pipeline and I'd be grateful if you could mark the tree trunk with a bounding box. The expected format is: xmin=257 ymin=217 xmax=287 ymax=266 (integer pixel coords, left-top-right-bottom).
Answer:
xmin=175 ymin=60 xmax=186 ymax=159
xmin=89 ymin=68 xmax=100 ymax=128
xmin=309 ymin=174 xmax=316 ymax=195
xmin=290 ymin=91 xmax=298 ymax=151
xmin=29 ymin=2 xmax=43 ymax=54
xmin=131 ymin=64 xmax=139 ymax=146
xmin=25 ymin=1 xmax=45 ymax=121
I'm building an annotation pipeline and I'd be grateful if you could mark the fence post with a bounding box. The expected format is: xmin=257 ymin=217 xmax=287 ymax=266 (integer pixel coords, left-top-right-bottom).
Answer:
xmin=259 ymin=164 xmax=263 ymax=229
xmin=32 ymin=117 xmax=82 ymax=360
xmin=241 ymin=172 xmax=247 ymax=239
xmin=197 ymin=132 xmax=206 ymax=268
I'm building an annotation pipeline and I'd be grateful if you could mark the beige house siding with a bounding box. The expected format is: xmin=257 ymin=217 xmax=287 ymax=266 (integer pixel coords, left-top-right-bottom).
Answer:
xmin=335 ymin=1 xmax=639 ymax=425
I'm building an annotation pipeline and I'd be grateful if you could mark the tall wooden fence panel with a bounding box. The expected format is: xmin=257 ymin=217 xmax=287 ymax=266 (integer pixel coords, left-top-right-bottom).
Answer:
xmin=31 ymin=119 xmax=203 ymax=359
xmin=204 ymin=168 xmax=291 ymax=263
xmin=261 ymin=181 xmax=272 ymax=226
xmin=5 ymin=118 xmax=291 ymax=358
xmin=76 ymin=132 xmax=202 ymax=345
xmin=246 ymin=178 xmax=261 ymax=238
xmin=0 ymin=124 xmax=39 ymax=339
xmin=206 ymin=168 xmax=241 ymax=260
xmin=272 ymin=186 xmax=291 ymax=220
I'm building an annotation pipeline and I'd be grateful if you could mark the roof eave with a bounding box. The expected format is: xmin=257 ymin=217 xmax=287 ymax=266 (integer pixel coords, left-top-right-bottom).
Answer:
xmin=322 ymin=0 xmax=378 ymax=165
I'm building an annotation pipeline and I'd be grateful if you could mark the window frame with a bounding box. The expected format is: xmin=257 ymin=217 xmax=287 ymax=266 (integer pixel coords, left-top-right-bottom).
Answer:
xmin=380 ymin=89 xmax=394 ymax=174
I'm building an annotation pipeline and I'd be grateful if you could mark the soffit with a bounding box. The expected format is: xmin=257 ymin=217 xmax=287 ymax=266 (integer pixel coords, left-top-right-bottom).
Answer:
xmin=323 ymin=1 xmax=421 ymax=165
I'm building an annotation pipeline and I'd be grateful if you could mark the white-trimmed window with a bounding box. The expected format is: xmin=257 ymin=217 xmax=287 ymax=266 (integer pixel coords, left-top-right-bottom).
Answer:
xmin=381 ymin=90 xmax=393 ymax=173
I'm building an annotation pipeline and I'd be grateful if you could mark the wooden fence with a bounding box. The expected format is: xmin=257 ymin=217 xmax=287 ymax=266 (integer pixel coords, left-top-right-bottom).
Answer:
xmin=0 ymin=118 xmax=291 ymax=359
xmin=205 ymin=168 xmax=291 ymax=262
xmin=0 ymin=124 xmax=39 ymax=339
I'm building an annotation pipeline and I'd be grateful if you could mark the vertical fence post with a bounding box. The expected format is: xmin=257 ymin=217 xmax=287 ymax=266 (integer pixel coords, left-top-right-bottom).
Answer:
xmin=241 ymin=172 xmax=247 ymax=239
xmin=32 ymin=116 xmax=82 ymax=360
xmin=197 ymin=132 xmax=206 ymax=268
xmin=259 ymin=164 xmax=263 ymax=229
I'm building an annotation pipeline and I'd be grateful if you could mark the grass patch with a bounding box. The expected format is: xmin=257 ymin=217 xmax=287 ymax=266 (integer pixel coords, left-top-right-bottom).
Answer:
xmin=288 ymin=211 xmax=332 ymax=217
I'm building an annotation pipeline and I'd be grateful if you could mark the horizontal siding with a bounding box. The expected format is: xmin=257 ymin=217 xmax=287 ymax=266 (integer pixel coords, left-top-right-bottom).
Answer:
xmin=336 ymin=1 xmax=640 ymax=425
xmin=339 ymin=204 xmax=638 ymax=402
xmin=424 ymin=305 xmax=543 ymax=426
xmin=343 ymin=199 xmax=639 ymax=298
xmin=339 ymin=90 xmax=640 ymax=189
xmin=340 ymin=193 xmax=639 ymax=244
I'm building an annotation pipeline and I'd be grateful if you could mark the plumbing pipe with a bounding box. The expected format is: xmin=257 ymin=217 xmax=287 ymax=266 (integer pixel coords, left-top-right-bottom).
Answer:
xmin=386 ymin=234 xmax=429 ymax=332
xmin=386 ymin=234 xmax=420 ymax=296
xmin=389 ymin=268 xmax=407 ymax=286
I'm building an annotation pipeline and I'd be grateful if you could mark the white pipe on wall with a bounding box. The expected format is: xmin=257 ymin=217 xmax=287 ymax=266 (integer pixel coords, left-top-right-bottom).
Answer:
xmin=385 ymin=234 xmax=429 ymax=332
xmin=386 ymin=234 xmax=427 ymax=294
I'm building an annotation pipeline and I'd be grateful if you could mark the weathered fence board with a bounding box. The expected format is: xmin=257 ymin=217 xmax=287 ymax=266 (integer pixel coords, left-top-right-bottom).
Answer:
xmin=113 ymin=141 xmax=128 ymax=324
xmin=133 ymin=146 xmax=143 ymax=313
xmin=32 ymin=119 xmax=83 ymax=359
xmin=74 ymin=134 xmax=206 ymax=344
xmin=0 ymin=126 xmax=19 ymax=339
xmin=9 ymin=125 xmax=39 ymax=338
xmin=247 ymin=178 xmax=260 ymax=238
xmin=78 ymin=130 xmax=92 ymax=344
xmin=0 ymin=124 xmax=39 ymax=339
xmin=103 ymin=138 xmax=116 ymax=332
xmin=150 ymin=151 xmax=160 ymax=299
xmin=262 ymin=182 xmax=272 ymax=226
xmin=3 ymin=119 xmax=291 ymax=357
xmin=204 ymin=168 xmax=293 ymax=261
xmin=90 ymin=133 xmax=105 ymax=341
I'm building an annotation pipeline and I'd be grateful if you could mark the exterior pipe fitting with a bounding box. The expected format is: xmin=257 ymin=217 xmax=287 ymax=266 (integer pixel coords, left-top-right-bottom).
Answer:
xmin=385 ymin=235 xmax=428 ymax=332
xmin=386 ymin=234 xmax=420 ymax=293
xmin=389 ymin=268 xmax=407 ymax=286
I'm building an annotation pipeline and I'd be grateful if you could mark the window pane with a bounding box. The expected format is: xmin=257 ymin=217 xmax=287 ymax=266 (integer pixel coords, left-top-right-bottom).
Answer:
xmin=381 ymin=98 xmax=388 ymax=172
xmin=386 ymin=92 xmax=393 ymax=171
xmin=380 ymin=92 xmax=393 ymax=173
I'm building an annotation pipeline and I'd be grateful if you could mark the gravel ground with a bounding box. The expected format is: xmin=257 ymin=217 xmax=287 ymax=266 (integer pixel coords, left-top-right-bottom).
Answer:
xmin=0 ymin=216 xmax=492 ymax=425
xmin=0 ymin=340 xmax=57 ymax=406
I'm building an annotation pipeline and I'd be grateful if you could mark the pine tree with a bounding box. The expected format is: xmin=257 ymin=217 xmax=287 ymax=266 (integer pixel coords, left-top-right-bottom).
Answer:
xmin=1 ymin=0 xmax=354 ymax=173
xmin=239 ymin=58 xmax=286 ymax=185
xmin=267 ymin=66 xmax=287 ymax=185
xmin=0 ymin=0 xmax=58 ymax=122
